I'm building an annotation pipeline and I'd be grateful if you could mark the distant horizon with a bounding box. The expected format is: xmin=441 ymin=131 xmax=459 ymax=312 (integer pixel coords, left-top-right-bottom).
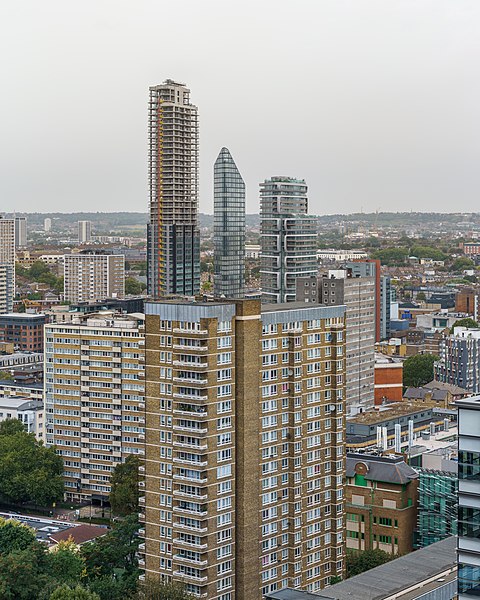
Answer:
xmin=5 ymin=210 xmax=480 ymax=217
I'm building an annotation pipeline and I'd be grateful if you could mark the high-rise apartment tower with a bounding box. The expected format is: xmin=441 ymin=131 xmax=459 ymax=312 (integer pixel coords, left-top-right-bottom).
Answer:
xmin=14 ymin=217 xmax=27 ymax=249
xmin=0 ymin=217 xmax=15 ymax=314
xmin=214 ymin=148 xmax=245 ymax=298
xmin=260 ymin=177 xmax=317 ymax=303
xmin=147 ymin=80 xmax=200 ymax=298
xmin=63 ymin=253 xmax=125 ymax=304
xmin=142 ymin=298 xmax=346 ymax=599
xmin=44 ymin=312 xmax=145 ymax=501
xmin=78 ymin=220 xmax=92 ymax=244
xmin=296 ymin=269 xmax=376 ymax=416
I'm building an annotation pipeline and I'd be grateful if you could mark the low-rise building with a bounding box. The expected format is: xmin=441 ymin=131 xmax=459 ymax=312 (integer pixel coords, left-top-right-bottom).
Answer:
xmin=0 ymin=313 xmax=47 ymax=352
xmin=0 ymin=397 xmax=44 ymax=439
xmin=265 ymin=536 xmax=457 ymax=600
xmin=345 ymin=452 xmax=418 ymax=555
xmin=346 ymin=401 xmax=446 ymax=451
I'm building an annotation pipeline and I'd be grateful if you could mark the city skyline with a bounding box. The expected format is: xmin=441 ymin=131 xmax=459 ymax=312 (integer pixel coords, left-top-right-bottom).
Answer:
xmin=1 ymin=1 xmax=480 ymax=215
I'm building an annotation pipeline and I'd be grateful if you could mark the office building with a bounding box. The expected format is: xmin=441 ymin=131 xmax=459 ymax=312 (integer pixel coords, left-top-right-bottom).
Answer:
xmin=0 ymin=217 xmax=15 ymax=314
xmin=78 ymin=221 xmax=92 ymax=244
xmin=435 ymin=327 xmax=480 ymax=393
xmin=260 ymin=177 xmax=317 ymax=303
xmin=63 ymin=253 xmax=125 ymax=304
xmin=44 ymin=218 xmax=52 ymax=233
xmin=457 ymin=395 xmax=480 ymax=598
xmin=142 ymin=299 xmax=346 ymax=598
xmin=14 ymin=217 xmax=27 ymax=249
xmin=44 ymin=312 xmax=145 ymax=501
xmin=416 ymin=467 xmax=457 ymax=549
xmin=345 ymin=453 xmax=418 ymax=555
xmin=213 ymin=147 xmax=245 ymax=299
xmin=147 ymin=79 xmax=200 ymax=298
xmin=0 ymin=313 xmax=47 ymax=352
xmin=297 ymin=269 xmax=375 ymax=416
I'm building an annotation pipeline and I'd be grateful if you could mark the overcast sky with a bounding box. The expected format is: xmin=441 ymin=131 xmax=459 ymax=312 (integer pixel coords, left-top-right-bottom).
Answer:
xmin=1 ymin=0 xmax=479 ymax=215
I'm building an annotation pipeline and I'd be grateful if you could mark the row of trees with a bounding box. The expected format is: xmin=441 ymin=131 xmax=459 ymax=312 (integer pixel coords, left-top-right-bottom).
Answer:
xmin=0 ymin=506 xmax=192 ymax=599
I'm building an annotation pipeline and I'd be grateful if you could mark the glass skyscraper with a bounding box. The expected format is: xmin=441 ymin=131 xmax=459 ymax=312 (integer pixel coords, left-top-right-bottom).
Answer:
xmin=213 ymin=147 xmax=246 ymax=298
xmin=260 ymin=177 xmax=317 ymax=303
xmin=147 ymin=80 xmax=200 ymax=298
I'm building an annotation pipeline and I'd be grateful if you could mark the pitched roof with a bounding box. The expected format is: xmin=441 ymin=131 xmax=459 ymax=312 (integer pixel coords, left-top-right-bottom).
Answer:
xmin=49 ymin=523 xmax=107 ymax=545
xmin=346 ymin=453 xmax=418 ymax=485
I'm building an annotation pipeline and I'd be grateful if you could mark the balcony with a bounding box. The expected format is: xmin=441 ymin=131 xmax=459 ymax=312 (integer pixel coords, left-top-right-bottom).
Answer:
xmin=173 ymin=392 xmax=208 ymax=402
xmin=172 ymin=571 xmax=207 ymax=584
xmin=175 ymin=441 xmax=208 ymax=451
xmin=173 ymin=474 xmax=207 ymax=485
xmin=174 ymin=506 xmax=208 ymax=518
xmin=173 ymin=537 xmax=208 ymax=551
xmin=138 ymin=528 xmax=145 ymax=538
xmin=173 ymin=457 xmax=207 ymax=468
xmin=174 ymin=555 xmax=208 ymax=568
xmin=173 ymin=327 xmax=208 ymax=335
xmin=138 ymin=512 xmax=146 ymax=522
xmin=173 ymin=425 xmax=207 ymax=435
xmin=173 ymin=377 xmax=208 ymax=386
xmin=139 ymin=496 xmax=145 ymax=506
xmin=173 ymin=489 xmax=208 ymax=501
xmin=172 ymin=522 xmax=208 ymax=534
xmin=172 ymin=344 xmax=208 ymax=353
xmin=173 ymin=360 xmax=208 ymax=370
xmin=173 ymin=409 xmax=207 ymax=419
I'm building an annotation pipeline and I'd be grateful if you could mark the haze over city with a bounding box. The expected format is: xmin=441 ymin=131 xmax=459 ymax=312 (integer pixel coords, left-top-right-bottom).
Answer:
xmin=1 ymin=0 xmax=480 ymax=215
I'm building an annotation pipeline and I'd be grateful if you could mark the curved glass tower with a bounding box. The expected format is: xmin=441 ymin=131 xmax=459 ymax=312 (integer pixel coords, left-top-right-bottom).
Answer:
xmin=214 ymin=147 xmax=246 ymax=298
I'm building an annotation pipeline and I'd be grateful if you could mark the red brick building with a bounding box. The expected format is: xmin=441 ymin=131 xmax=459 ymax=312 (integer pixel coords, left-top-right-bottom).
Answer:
xmin=374 ymin=353 xmax=403 ymax=404
xmin=346 ymin=453 xmax=418 ymax=556
xmin=0 ymin=313 xmax=46 ymax=352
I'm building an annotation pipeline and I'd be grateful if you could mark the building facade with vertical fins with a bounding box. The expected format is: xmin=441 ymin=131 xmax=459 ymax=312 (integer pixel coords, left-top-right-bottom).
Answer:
xmin=260 ymin=177 xmax=317 ymax=304
xmin=213 ymin=148 xmax=245 ymax=299
xmin=147 ymin=80 xmax=200 ymax=298
xmin=142 ymin=299 xmax=346 ymax=599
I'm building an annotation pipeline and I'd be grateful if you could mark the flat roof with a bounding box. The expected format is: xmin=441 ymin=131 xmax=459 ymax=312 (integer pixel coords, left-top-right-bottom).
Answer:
xmin=321 ymin=536 xmax=456 ymax=600
xmin=0 ymin=313 xmax=45 ymax=319
xmin=456 ymin=394 xmax=480 ymax=409
xmin=348 ymin=401 xmax=435 ymax=425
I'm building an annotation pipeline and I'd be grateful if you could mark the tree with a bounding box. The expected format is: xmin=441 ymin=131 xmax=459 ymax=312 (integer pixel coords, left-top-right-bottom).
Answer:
xmin=403 ymin=353 xmax=439 ymax=388
xmin=82 ymin=514 xmax=140 ymax=580
xmin=136 ymin=579 xmax=195 ymax=600
xmin=125 ymin=277 xmax=146 ymax=295
xmin=0 ymin=426 xmax=64 ymax=506
xmin=0 ymin=419 xmax=25 ymax=436
xmin=0 ymin=517 xmax=37 ymax=554
xmin=451 ymin=317 xmax=478 ymax=331
xmin=451 ymin=257 xmax=474 ymax=272
xmin=109 ymin=455 xmax=141 ymax=516
xmin=45 ymin=540 xmax=86 ymax=587
xmin=0 ymin=546 xmax=49 ymax=599
xmin=346 ymin=549 xmax=394 ymax=578
xmin=49 ymin=585 xmax=100 ymax=600
xmin=416 ymin=292 xmax=426 ymax=301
